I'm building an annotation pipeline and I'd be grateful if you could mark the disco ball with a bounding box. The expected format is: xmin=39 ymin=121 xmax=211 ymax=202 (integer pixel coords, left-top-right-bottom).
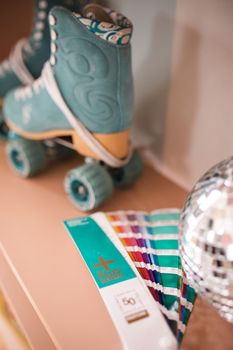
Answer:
xmin=179 ymin=156 xmax=233 ymax=323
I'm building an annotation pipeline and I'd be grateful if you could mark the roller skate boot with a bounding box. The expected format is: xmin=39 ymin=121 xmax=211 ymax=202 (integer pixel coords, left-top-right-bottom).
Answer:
xmin=0 ymin=0 xmax=80 ymax=139
xmin=4 ymin=4 xmax=143 ymax=211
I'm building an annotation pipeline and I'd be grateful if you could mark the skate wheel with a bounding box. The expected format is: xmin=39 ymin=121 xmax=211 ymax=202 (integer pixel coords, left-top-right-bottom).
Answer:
xmin=6 ymin=138 xmax=47 ymax=177
xmin=112 ymin=151 xmax=143 ymax=187
xmin=64 ymin=163 xmax=113 ymax=211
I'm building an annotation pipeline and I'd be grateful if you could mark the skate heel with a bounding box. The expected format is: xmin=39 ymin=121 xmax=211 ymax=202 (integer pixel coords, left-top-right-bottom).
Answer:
xmin=71 ymin=129 xmax=130 ymax=161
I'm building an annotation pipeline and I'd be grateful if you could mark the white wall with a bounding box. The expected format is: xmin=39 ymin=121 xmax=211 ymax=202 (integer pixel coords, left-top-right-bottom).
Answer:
xmin=111 ymin=0 xmax=176 ymax=151
xmin=163 ymin=0 xmax=233 ymax=189
xmin=112 ymin=0 xmax=233 ymax=190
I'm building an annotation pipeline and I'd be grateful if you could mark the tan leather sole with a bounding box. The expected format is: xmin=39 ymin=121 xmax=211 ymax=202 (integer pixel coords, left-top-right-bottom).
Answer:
xmin=6 ymin=119 xmax=129 ymax=160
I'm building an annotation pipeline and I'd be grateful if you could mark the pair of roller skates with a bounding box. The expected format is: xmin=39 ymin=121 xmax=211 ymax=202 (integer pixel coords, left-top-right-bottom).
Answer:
xmin=0 ymin=1 xmax=143 ymax=211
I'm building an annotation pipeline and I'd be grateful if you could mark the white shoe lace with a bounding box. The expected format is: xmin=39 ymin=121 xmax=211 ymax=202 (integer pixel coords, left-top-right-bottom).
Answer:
xmin=0 ymin=39 xmax=34 ymax=85
xmin=42 ymin=62 xmax=133 ymax=168
xmin=15 ymin=74 xmax=45 ymax=100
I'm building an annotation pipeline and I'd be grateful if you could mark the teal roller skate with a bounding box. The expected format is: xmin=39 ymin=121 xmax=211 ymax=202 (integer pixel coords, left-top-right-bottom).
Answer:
xmin=4 ymin=4 xmax=143 ymax=211
xmin=0 ymin=0 xmax=81 ymax=140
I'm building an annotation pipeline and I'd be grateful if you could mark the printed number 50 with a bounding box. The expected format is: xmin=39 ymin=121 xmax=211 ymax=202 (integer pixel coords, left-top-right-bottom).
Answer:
xmin=122 ymin=297 xmax=136 ymax=306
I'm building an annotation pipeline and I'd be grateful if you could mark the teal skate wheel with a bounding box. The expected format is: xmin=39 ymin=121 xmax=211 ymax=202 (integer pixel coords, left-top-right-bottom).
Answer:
xmin=64 ymin=163 xmax=113 ymax=211
xmin=112 ymin=151 xmax=143 ymax=187
xmin=6 ymin=138 xmax=47 ymax=177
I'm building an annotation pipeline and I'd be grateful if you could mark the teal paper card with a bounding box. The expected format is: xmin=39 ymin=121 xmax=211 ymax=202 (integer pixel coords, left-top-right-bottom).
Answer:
xmin=64 ymin=217 xmax=135 ymax=289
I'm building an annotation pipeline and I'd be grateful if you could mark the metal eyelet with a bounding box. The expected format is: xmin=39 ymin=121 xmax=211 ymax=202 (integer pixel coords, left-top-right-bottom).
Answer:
xmin=49 ymin=14 xmax=57 ymax=26
xmin=35 ymin=21 xmax=45 ymax=31
xmin=50 ymin=55 xmax=57 ymax=66
xmin=34 ymin=31 xmax=43 ymax=41
xmin=51 ymin=29 xmax=58 ymax=41
xmin=51 ymin=42 xmax=57 ymax=54
xmin=38 ymin=11 xmax=46 ymax=20
xmin=39 ymin=0 xmax=48 ymax=9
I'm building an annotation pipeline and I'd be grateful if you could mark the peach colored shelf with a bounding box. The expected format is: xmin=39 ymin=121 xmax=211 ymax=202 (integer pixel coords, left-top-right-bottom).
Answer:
xmin=0 ymin=143 xmax=233 ymax=350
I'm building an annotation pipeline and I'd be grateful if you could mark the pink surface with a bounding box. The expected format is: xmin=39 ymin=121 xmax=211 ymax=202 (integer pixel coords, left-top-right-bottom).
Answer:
xmin=0 ymin=251 xmax=56 ymax=350
xmin=0 ymin=145 xmax=121 ymax=350
xmin=0 ymin=142 xmax=188 ymax=349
